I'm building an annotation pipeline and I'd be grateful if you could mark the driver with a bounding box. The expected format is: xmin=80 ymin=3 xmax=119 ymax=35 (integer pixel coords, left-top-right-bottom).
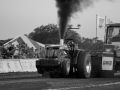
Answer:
xmin=67 ymin=40 xmax=76 ymax=74
xmin=67 ymin=41 xmax=75 ymax=51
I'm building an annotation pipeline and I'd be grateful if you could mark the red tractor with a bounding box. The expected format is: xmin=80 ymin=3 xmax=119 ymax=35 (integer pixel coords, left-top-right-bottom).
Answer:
xmin=36 ymin=23 xmax=120 ymax=78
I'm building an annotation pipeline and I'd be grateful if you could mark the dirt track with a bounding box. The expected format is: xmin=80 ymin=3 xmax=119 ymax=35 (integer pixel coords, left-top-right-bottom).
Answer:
xmin=0 ymin=73 xmax=120 ymax=90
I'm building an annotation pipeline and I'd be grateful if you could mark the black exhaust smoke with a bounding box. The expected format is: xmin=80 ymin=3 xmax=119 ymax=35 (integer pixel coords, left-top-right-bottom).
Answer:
xmin=55 ymin=0 xmax=114 ymax=45
xmin=56 ymin=0 xmax=94 ymax=39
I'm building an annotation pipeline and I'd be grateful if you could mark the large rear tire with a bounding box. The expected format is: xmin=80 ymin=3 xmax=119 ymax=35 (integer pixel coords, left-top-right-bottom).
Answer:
xmin=77 ymin=51 xmax=92 ymax=78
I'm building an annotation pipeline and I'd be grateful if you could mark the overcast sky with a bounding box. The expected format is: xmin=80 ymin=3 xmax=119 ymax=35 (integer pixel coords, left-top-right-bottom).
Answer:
xmin=0 ymin=0 xmax=120 ymax=40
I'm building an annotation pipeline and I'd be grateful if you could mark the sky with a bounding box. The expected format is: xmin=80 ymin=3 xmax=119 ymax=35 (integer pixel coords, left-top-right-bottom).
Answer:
xmin=0 ymin=0 xmax=120 ymax=40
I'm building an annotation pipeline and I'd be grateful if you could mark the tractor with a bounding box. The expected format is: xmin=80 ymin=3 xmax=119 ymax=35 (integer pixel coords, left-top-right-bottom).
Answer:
xmin=36 ymin=39 xmax=92 ymax=78
xmin=36 ymin=23 xmax=120 ymax=78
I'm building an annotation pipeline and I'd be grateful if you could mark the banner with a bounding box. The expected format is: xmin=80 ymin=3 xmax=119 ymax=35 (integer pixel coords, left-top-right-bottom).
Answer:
xmin=19 ymin=59 xmax=37 ymax=72
xmin=0 ymin=60 xmax=9 ymax=73
xmin=0 ymin=59 xmax=38 ymax=73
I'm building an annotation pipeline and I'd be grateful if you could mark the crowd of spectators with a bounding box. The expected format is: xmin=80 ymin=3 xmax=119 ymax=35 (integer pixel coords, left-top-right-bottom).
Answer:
xmin=0 ymin=43 xmax=42 ymax=59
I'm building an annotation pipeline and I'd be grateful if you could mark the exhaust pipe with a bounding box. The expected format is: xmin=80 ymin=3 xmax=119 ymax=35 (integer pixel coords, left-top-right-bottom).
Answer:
xmin=60 ymin=39 xmax=64 ymax=49
xmin=60 ymin=39 xmax=64 ymax=46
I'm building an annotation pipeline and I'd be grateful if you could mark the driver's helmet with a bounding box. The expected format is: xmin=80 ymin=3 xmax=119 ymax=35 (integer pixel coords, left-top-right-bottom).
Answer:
xmin=67 ymin=41 xmax=75 ymax=51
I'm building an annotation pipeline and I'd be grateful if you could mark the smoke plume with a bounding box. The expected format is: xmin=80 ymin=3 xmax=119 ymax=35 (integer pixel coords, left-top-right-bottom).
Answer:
xmin=55 ymin=0 xmax=114 ymax=39
xmin=56 ymin=0 xmax=94 ymax=39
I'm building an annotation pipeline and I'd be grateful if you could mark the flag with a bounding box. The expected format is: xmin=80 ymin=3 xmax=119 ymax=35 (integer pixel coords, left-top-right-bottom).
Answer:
xmin=97 ymin=16 xmax=105 ymax=28
xmin=107 ymin=18 xmax=113 ymax=24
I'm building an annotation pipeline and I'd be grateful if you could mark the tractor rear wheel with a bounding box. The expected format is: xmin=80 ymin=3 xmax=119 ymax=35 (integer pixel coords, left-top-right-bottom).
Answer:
xmin=77 ymin=51 xmax=92 ymax=78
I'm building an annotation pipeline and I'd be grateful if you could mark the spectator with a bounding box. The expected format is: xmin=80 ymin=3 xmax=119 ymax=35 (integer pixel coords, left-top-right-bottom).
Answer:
xmin=13 ymin=47 xmax=19 ymax=59
xmin=7 ymin=44 xmax=15 ymax=58
xmin=27 ymin=47 xmax=34 ymax=58
xmin=0 ymin=46 xmax=3 ymax=59
xmin=34 ymin=49 xmax=40 ymax=58
xmin=1 ymin=46 xmax=8 ymax=59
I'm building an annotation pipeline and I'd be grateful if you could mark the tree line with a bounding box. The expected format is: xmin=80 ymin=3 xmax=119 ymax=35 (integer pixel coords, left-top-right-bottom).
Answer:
xmin=28 ymin=24 xmax=104 ymax=51
xmin=0 ymin=24 xmax=104 ymax=51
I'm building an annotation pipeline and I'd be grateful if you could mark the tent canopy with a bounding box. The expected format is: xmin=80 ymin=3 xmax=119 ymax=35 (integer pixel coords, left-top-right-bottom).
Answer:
xmin=4 ymin=34 xmax=45 ymax=50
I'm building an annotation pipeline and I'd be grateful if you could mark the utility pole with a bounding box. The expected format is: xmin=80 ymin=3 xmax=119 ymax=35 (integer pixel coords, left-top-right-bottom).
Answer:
xmin=96 ymin=14 xmax=98 ymax=39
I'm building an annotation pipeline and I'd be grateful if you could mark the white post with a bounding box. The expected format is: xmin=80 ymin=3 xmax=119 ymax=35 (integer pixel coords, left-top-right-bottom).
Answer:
xmin=60 ymin=39 xmax=64 ymax=46
xmin=96 ymin=14 xmax=98 ymax=39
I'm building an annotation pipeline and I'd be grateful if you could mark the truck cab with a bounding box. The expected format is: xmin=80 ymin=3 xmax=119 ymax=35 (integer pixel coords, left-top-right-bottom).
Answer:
xmin=100 ymin=23 xmax=120 ymax=77
xmin=105 ymin=23 xmax=120 ymax=45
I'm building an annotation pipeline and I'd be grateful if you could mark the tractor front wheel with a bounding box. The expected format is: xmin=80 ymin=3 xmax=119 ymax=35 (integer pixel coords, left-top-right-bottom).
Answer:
xmin=61 ymin=59 xmax=70 ymax=76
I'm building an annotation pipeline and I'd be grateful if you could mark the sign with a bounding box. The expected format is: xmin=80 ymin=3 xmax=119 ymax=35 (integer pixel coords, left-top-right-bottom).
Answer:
xmin=102 ymin=56 xmax=114 ymax=70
